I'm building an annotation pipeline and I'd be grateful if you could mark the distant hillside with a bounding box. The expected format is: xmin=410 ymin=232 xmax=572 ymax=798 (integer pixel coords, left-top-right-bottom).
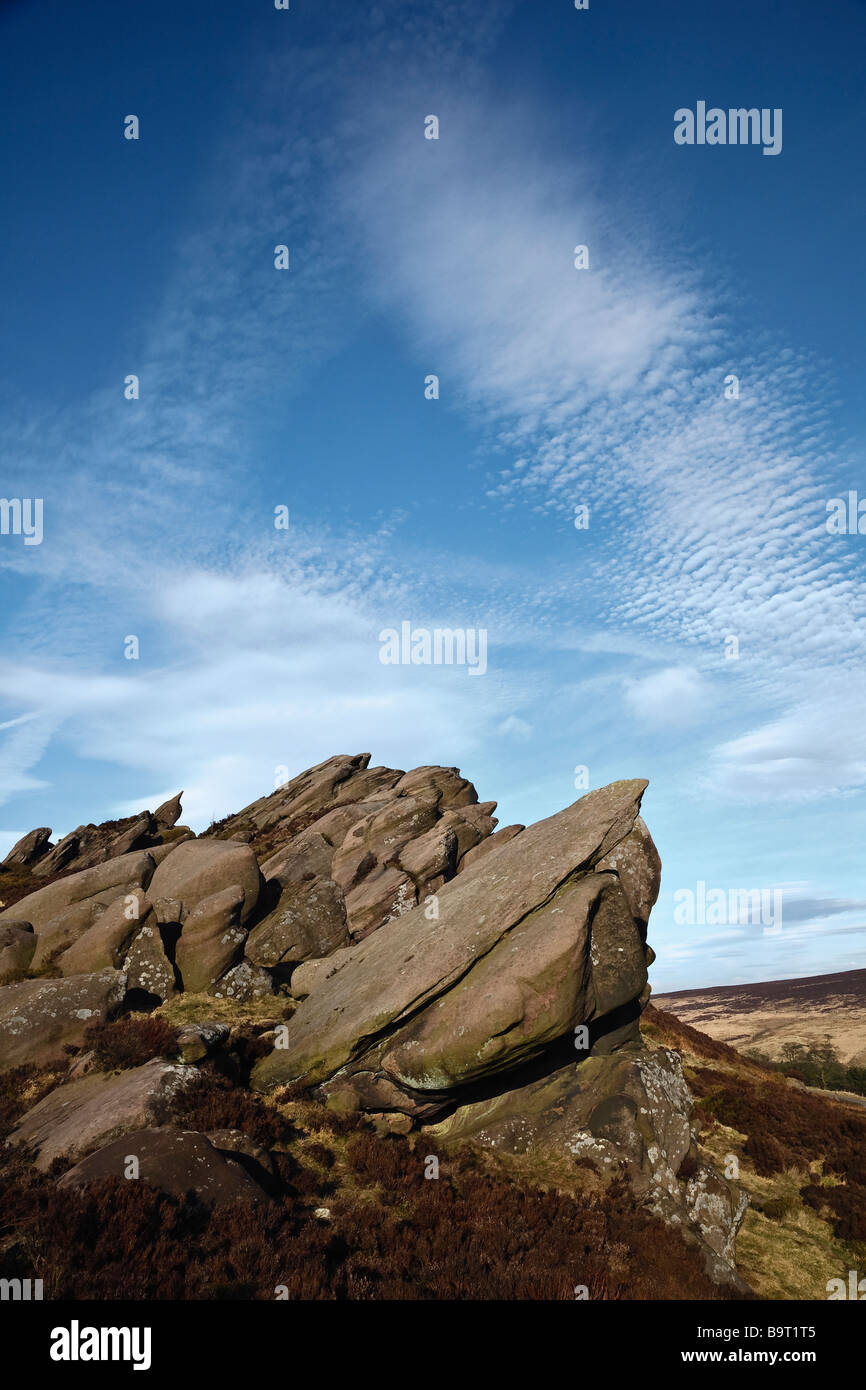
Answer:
xmin=654 ymin=969 xmax=866 ymax=1066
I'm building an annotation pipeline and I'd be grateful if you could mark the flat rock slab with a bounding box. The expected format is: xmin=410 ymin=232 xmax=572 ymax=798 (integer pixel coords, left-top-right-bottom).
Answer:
xmin=251 ymin=780 xmax=646 ymax=1090
xmin=56 ymin=1126 xmax=271 ymax=1205
xmin=0 ymin=970 xmax=127 ymax=1073
xmin=7 ymin=1058 xmax=201 ymax=1169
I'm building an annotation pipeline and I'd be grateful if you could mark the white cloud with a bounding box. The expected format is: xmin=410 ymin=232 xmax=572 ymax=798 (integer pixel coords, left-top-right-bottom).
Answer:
xmin=0 ymin=564 xmax=515 ymax=830
xmin=623 ymin=667 xmax=710 ymax=729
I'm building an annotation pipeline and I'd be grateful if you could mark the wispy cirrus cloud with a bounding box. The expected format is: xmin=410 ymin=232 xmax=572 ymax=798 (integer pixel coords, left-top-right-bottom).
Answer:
xmin=340 ymin=91 xmax=865 ymax=800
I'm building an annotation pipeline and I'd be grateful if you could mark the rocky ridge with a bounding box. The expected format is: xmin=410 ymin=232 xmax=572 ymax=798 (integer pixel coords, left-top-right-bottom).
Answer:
xmin=0 ymin=754 xmax=749 ymax=1291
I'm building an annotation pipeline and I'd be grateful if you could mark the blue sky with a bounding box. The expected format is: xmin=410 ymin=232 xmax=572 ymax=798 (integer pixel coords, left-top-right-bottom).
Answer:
xmin=1 ymin=0 xmax=865 ymax=991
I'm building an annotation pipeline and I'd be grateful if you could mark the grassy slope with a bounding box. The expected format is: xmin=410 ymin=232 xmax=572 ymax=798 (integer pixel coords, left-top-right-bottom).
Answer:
xmin=642 ymin=1003 xmax=866 ymax=1299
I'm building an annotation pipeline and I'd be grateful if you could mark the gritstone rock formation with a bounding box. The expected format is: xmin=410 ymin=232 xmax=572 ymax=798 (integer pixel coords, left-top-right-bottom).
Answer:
xmin=0 ymin=754 xmax=748 ymax=1288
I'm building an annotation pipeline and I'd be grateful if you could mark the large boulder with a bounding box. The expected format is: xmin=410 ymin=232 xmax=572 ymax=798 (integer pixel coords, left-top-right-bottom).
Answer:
xmin=0 ymin=970 xmax=127 ymax=1072
xmin=174 ymin=885 xmax=246 ymax=994
xmin=1 ymin=827 xmax=51 ymax=868
xmin=596 ymin=814 xmax=661 ymax=936
xmin=377 ymin=874 xmax=643 ymax=1098
xmin=250 ymin=780 xmax=649 ymax=1093
xmin=30 ymin=900 xmax=106 ymax=972
xmin=6 ymin=1059 xmax=200 ymax=1169
xmin=56 ymin=1127 xmax=271 ymax=1205
xmin=210 ymin=960 xmax=275 ymax=1002
xmin=259 ymin=831 xmax=334 ymax=884
xmin=147 ymin=839 xmax=262 ymax=926
xmin=153 ymin=792 xmax=183 ymax=831
xmin=0 ymin=850 xmax=156 ymax=935
xmin=343 ymin=866 xmax=416 ymax=939
xmin=246 ymin=877 xmax=349 ymax=969
xmin=122 ymin=918 xmax=177 ymax=1002
xmin=57 ymin=890 xmax=149 ymax=976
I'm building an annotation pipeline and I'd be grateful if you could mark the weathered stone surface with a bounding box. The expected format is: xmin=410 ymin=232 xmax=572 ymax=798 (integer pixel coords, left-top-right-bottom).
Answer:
xmin=152 ymin=896 xmax=182 ymax=923
xmin=685 ymin=1163 xmax=749 ymax=1268
xmin=425 ymin=1045 xmax=748 ymax=1289
xmin=32 ymin=828 xmax=83 ymax=877
xmin=108 ymin=814 xmax=156 ymax=859
xmin=0 ymin=970 xmax=127 ymax=1072
xmin=123 ymin=918 xmax=176 ymax=1001
xmin=210 ymin=959 xmax=275 ymax=1001
xmin=0 ymin=850 xmax=156 ymax=935
xmin=176 ymin=1022 xmax=230 ymax=1062
xmin=596 ymin=815 xmax=661 ymax=934
xmin=153 ymin=792 xmax=183 ymax=830
xmin=175 ymin=885 xmax=246 ymax=994
xmin=56 ymin=1127 xmax=271 ymax=1205
xmin=1 ymin=827 xmax=51 ymax=868
xmin=259 ymin=831 xmax=334 ymax=885
xmin=147 ymin=839 xmax=261 ymax=925
xmin=344 ymin=865 xmax=416 ymax=938
xmin=247 ymin=877 xmax=349 ymax=969
xmin=0 ymin=923 xmax=36 ymax=984
xmin=332 ymin=796 xmax=440 ymax=890
xmin=459 ymin=824 xmax=524 ymax=872
xmin=289 ymin=943 xmax=355 ymax=1000
xmin=397 ymin=822 xmax=459 ymax=885
xmin=391 ymin=765 xmax=478 ymax=809
xmin=7 ymin=1059 xmax=201 ymax=1169
xmin=236 ymin=753 xmax=374 ymax=836
xmin=58 ymin=890 xmax=148 ymax=977
xmin=250 ymin=780 xmax=647 ymax=1091
xmin=30 ymin=900 xmax=108 ymax=972
xmin=379 ymin=874 xmax=643 ymax=1096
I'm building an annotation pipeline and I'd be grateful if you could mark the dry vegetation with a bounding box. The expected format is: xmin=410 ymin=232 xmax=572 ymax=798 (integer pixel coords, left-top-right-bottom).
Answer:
xmin=644 ymin=1002 xmax=866 ymax=1299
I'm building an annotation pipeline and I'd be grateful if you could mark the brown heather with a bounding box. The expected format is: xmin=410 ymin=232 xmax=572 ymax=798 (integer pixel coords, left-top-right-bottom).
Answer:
xmin=0 ymin=1129 xmax=736 ymax=1301
xmin=84 ymin=1015 xmax=181 ymax=1071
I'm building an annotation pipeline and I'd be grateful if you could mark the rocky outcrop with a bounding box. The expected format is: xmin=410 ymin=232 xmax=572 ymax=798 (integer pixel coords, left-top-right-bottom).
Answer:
xmin=174 ymin=884 xmax=247 ymax=993
xmin=57 ymin=890 xmax=148 ymax=976
xmin=424 ymin=1045 xmax=749 ymax=1290
xmin=250 ymin=778 xmax=650 ymax=1095
xmin=0 ymin=850 xmax=157 ymax=936
xmin=246 ymin=877 xmax=349 ymax=971
xmin=0 ymin=755 xmax=750 ymax=1288
xmin=0 ymin=795 xmax=186 ymax=889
